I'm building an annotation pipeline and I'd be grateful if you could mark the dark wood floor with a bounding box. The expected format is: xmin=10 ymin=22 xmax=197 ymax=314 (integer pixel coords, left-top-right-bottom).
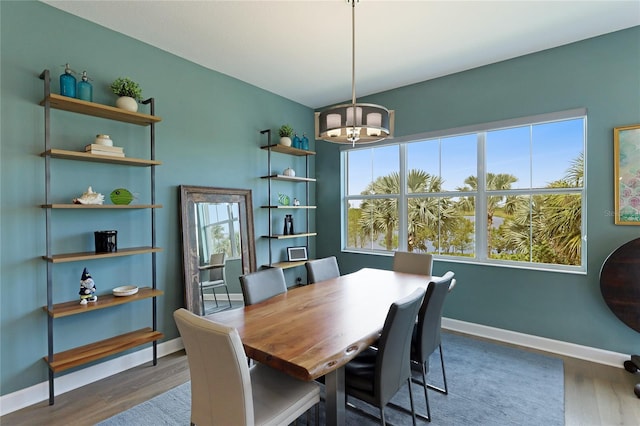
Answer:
xmin=2 ymin=339 xmax=639 ymax=425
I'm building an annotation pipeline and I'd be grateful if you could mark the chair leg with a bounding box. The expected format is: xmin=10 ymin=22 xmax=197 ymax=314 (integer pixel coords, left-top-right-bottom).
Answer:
xmin=387 ymin=361 xmax=431 ymax=422
xmin=223 ymin=285 xmax=232 ymax=308
xmin=379 ymin=407 xmax=386 ymax=426
xmin=212 ymin=288 xmax=219 ymax=308
xmin=407 ymin=377 xmax=417 ymax=426
xmin=426 ymin=344 xmax=448 ymax=395
xmin=420 ymin=361 xmax=432 ymax=422
xmin=200 ymin=286 xmax=205 ymax=314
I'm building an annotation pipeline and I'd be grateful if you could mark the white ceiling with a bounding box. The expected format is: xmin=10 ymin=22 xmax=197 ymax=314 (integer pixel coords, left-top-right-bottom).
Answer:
xmin=43 ymin=0 xmax=640 ymax=109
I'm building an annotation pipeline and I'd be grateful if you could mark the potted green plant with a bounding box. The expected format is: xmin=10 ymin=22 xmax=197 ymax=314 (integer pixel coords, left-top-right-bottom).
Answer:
xmin=110 ymin=77 xmax=142 ymax=112
xmin=279 ymin=124 xmax=294 ymax=146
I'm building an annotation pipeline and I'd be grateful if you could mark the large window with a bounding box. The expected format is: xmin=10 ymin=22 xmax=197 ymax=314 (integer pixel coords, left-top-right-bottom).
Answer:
xmin=344 ymin=111 xmax=586 ymax=271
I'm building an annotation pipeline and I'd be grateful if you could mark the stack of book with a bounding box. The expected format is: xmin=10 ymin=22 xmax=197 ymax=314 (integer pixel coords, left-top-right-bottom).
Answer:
xmin=85 ymin=144 xmax=125 ymax=157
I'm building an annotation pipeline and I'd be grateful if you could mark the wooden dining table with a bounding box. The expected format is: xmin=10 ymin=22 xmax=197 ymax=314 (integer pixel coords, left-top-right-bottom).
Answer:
xmin=205 ymin=267 xmax=433 ymax=425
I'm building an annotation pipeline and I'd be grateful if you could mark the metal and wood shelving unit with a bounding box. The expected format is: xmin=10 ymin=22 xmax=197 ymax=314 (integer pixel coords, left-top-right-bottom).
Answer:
xmin=39 ymin=69 xmax=163 ymax=404
xmin=259 ymin=129 xmax=316 ymax=269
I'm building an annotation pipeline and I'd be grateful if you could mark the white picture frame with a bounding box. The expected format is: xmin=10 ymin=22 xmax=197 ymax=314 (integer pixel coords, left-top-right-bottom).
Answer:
xmin=287 ymin=246 xmax=308 ymax=262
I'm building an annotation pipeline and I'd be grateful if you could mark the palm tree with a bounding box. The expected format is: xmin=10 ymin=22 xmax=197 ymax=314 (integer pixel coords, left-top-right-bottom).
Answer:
xmin=358 ymin=172 xmax=400 ymax=250
xmin=457 ymin=173 xmax=519 ymax=227
xmin=497 ymin=153 xmax=583 ymax=265
xmin=357 ymin=169 xmax=447 ymax=251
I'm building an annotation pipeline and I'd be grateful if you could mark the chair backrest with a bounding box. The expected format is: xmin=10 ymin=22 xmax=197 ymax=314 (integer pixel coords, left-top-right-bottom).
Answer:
xmin=375 ymin=287 xmax=425 ymax=406
xmin=305 ymin=256 xmax=340 ymax=283
xmin=393 ymin=251 xmax=433 ymax=276
xmin=413 ymin=271 xmax=455 ymax=364
xmin=239 ymin=267 xmax=287 ymax=305
xmin=209 ymin=252 xmax=226 ymax=282
xmin=173 ymin=308 xmax=254 ymax=426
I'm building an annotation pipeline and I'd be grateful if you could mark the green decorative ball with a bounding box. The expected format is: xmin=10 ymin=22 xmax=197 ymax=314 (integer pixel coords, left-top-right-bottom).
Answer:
xmin=110 ymin=188 xmax=133 ymax=205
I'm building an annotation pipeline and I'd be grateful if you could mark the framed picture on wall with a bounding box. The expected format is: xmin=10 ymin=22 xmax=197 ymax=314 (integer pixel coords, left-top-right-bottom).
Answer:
xmin=287 ymin=246 xmax=308 ymax=262
xmin=614 ymin=124 xmax=640 ymax=225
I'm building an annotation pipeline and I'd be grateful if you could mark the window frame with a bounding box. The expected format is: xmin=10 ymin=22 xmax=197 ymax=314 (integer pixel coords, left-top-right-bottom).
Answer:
xmin=341 ymin=108 xmax=587 ymax=274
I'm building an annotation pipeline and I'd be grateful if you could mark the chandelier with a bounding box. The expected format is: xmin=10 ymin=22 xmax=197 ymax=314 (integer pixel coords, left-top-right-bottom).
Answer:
xmin=315 ymin=0 xmax=394 ymax=145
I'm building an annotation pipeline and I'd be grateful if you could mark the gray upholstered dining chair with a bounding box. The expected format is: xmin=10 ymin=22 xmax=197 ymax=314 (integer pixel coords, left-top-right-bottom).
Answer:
xmin=174 ymin=308 xmax=320 ymax=426
xmin=393 ymin=251 xmax=434 ymax=276
xmin=199 ymin=252 xmax=232 ymax=313
xmin=239 ymin=267 xmax=287 ymax=306
xmin=344 ymin=288 xmax=426 ymax=426
xmin=409 ymin=271 xmax=455 ymax=422
xmin=305 ymin=256 xmax=340 ymax=283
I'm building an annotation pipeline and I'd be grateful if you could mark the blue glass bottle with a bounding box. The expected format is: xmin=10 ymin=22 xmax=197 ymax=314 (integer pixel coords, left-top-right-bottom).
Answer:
xmin=77 ymin=71 xmax=93 ymax=102
xmin=292 ymin=133 xmax=301 ymax=149
xmin=59 ymin=64 xmax=76 ymax=98
xmin=301 ymin=133 xmax=309 ymax=150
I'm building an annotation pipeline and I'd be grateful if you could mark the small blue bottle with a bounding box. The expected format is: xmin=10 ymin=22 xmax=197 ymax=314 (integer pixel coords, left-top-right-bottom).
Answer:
xmin=301 ymin=133 xmax=309 ymax=150
xmin=292 ymin=133 xmax=301 ymax=149
xmin=59 ymin=64 xmax=76 ymax=98
xmin=77 ymin=71 xmax=93 ymax=102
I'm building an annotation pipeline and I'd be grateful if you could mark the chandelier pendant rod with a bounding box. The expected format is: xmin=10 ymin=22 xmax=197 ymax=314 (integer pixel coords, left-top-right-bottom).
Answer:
xmin=350 ymin=0 xmax=357 ymax=145
xmin=351 ymin=0 xmax=356 ymax=107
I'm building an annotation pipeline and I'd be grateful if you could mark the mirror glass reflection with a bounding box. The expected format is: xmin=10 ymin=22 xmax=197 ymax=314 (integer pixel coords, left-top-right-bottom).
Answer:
xmin=179 ymin=186 xmax=256 ymax=315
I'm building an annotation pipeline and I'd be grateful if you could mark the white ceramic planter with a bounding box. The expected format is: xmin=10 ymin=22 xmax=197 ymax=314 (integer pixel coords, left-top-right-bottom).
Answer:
xmin=279 ymin=136 xmax=292 ymax=147
xmin=115 ymin=96 xmax=138 ymax=112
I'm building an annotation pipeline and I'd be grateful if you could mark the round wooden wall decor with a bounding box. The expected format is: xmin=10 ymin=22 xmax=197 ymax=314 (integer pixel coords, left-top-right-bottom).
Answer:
xmin=600 ymin=237 xmax=640 ymax=333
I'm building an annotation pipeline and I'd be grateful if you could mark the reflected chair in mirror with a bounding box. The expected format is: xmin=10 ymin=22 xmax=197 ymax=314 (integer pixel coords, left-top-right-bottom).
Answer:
xmin=198 ymin=252 xmax=232 ymax=314
xmin=393 ymin=251 xmax=433 ymax=276
xmin=407 ymin=271 xmax=455 ymax=422
xmin=239 ymin=267 xmax=287 ymax=306
xmin=305 ymin=256 xmax=340 ymax=284
xmin=344 ymin=288 xmax=426 ymax=426
xmin=174 ymin=308 xmax=320 ymax=426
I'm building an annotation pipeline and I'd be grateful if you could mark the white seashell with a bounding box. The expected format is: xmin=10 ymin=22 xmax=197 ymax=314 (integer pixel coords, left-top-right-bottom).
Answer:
xmin=73 ymin=186 xmax=105 ymax=205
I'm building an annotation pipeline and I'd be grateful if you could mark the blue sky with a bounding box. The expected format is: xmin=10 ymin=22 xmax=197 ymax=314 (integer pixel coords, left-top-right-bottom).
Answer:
xmin=347 ymin=118 xmax=584 ymax=195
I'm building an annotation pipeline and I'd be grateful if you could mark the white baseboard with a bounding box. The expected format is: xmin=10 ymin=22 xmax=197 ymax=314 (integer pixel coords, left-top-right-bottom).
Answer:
xmin=0 ymin=338 xmax=185 ymax=416
xmin=2 ymin=318 xmax=632 ymax=416
xmin=442 ymin=318 xmax=631 ymax=368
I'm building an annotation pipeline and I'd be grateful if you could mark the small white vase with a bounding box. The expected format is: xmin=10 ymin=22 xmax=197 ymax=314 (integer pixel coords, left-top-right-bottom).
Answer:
xmin=94 ymin=134 xmax=113 ymax=146
xmin=115 ymin=96 xmax=138 ymax=112
xmin=280 ymin=136 xmax=292 ymax=147
xmin=283 ymin=167 xmax=295 ymax=177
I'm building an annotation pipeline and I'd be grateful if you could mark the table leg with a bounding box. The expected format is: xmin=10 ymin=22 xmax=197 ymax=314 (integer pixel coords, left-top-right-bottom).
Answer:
xmin=324 ymin=366 xmax=346 ymax=425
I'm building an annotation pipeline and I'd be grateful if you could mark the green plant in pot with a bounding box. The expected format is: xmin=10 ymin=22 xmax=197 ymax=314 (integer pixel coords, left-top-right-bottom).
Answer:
xmin=110 ymin=77 xmax=142 ymax=112
xmin=279 ymin=124 xmax=294 ymax=147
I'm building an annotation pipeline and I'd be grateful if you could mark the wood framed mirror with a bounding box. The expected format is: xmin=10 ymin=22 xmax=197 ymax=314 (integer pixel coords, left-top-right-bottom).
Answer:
xmin=179 ymin=185 xmax=256 ymax=315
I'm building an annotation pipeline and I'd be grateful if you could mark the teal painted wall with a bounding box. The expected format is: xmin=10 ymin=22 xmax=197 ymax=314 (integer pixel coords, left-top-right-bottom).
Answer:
xmin=0 ymin=2 xmax=314 ymax=396
xmin=315 ymin=27 xmax=640 ymax=355
xmin=2 ymin=1 xmax=639 ymax=400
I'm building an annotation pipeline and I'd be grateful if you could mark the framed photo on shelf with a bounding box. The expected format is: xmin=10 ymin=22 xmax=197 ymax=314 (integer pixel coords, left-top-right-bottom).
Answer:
xmin=614 ymin=124 xmax=640 ymax=225
xmin=287 ymin=246 xmax=308 ymax=262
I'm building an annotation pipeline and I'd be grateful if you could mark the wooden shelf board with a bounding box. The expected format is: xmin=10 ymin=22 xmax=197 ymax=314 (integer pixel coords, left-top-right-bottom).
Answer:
xmin=266 ymin=260 xmax=308 ymax=269
xmin=260 ymin=174 xmax=316 ymax=182
xmin=43 ymin=203 xmax=162 ymax=209
xmin=44 ymin=328 xmax=163 ymax=373
xmin=44 ymin=287 xmax=163 ymax=318
xmin=40 ymin=94 xmax=162 ymax=126
xmin=260 ymin=144 xmax=316 ymax=156
xmin=44 ymin=246 xmax=162 ymax=263
xmin=263 ymin=233 xmax=317 ymax=240
xmin=42 ymin=149 xmax=161 ymax=166
xmin=261 ymin=205 xmax=316 ymax=209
